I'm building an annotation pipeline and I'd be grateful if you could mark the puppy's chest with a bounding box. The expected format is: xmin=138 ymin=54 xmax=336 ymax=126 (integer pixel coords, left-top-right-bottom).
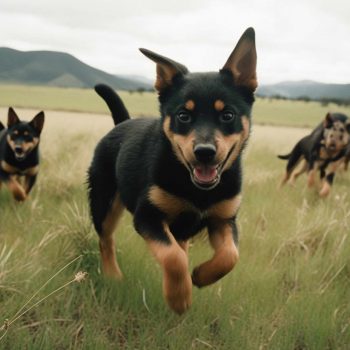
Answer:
xmin=148 ymin=185 xmax=241 ymax=225
xmin=0 ymin=160 xmax=39 ymax=176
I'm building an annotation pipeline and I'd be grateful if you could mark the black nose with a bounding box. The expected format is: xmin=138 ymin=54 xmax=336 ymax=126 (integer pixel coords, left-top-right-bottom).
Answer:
xmin=194 ymin=143 xmax=216 ymax=163
xmin=15 ymin=146 xmax=23 ymax=154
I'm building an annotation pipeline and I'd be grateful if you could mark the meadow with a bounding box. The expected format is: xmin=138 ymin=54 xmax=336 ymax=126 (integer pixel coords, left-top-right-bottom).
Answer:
xmin=0 ymin=86 xmax=349 ymax=349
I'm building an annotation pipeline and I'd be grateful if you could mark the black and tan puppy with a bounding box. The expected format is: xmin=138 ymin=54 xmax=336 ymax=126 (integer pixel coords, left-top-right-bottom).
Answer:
xmin=88 ymin=28 xmax=257 ymax=313
xmin=0 ymin=107 xmax=45 ymax=201
xmin=279 ymin=112 xmax=350 ymax=197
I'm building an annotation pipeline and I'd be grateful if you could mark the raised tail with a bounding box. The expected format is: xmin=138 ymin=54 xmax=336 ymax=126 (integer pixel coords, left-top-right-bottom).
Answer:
xmin=277 ymin=153 xmax=291 ymax=160
xmin=94 ymin=84 xmax=130 ymax=125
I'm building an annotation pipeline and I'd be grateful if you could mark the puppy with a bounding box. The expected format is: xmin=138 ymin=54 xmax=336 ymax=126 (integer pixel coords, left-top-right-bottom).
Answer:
xmin=279 ymin=112 xmax=350 ymax=196
xmin=0 ymin=107 xmax=45 ymax=201
xmin=88 ymin=28 xmax=257 ymax=313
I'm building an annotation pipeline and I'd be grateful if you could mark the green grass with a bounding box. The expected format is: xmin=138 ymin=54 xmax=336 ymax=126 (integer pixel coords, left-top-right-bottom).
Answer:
xmin=1 ymin=84 xmax=350 ymax=128
xmin=0 ymin=109 xmax=349 ymax=349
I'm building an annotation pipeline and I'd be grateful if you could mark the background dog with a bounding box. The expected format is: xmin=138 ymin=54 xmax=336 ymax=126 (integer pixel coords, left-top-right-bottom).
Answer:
xmin=279 ymin=112 xmax=350 ymax=196
xmin=0 ymin=107 xmax=45 ymax=201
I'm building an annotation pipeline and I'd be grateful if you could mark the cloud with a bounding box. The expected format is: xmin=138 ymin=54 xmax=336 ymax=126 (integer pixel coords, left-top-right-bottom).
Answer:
xmin=0 ymin=0 xmax=349 ymax=83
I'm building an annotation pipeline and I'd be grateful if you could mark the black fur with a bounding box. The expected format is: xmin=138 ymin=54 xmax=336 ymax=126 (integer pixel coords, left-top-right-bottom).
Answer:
xmin=94 ymin=84 xmax=130 ymax=125
xmin=87 ymin=28 xmax=257 ymax=313
xmin=279 ymin=112 xmax=350 ymax=195
xmin=0 ymin=107 xmax=44 ymax=201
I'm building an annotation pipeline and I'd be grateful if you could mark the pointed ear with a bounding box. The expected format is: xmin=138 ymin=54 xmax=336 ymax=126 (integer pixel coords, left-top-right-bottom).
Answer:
xmin=323 ymin=113 xmax=334 ymax=128
xmin=8 ymin=107 xmax=20 ymax=127
xmin=221 ymin=27 xmax=257 ymax=91
xmin=345 ymin=121 xmax=350 ymax=134
xmin=0 ymin=121 xmax=4 ymax=131
xmin=139 ymin=48 xmax=189 ymax=92
xmin=29 ymin=111 xmax=45 ymax=134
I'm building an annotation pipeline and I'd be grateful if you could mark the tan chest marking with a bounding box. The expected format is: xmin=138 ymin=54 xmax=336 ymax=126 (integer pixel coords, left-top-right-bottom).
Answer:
xmin=206 ymin=194 xmax=242 ymax=219
xmin=148 ymin=185 xmax=196 ymax=218
xmin=1 ymin=160 xmax=39 ymax=176
xmin=149 ymin=185 xmax=241 ymax=221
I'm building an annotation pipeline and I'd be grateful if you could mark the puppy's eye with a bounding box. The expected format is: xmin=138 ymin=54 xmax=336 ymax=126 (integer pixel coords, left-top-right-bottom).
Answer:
xmin=220 ymin=111 xmax=236 ymax=123
xmin=177 ymin=112 xmax=192 ymax=123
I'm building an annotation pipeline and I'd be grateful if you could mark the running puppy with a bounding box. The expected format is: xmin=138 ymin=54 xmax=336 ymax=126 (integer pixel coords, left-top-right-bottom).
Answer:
xmin=88 ymin=28 xmax=257 ymax=313
xmin=0 ymin=107 xmax=45 ymax=201
xmin=279 ymin=112 xmax=350 ymax=197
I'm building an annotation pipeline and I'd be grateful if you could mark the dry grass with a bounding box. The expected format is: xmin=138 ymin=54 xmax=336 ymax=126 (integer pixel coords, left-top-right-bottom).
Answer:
xmin=0 ymin=107 xmax=349 ymax=349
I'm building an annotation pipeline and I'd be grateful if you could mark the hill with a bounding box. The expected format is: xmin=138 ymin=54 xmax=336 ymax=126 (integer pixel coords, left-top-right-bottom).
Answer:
xmin=0 ymin=47 xmax=152 ymax=90
xmin=257 ymin=80 xmax=350 ymax=101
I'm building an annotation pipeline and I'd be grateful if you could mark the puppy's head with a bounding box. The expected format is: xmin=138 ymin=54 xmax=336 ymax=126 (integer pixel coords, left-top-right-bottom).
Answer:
xmin=323 ymin=112 xmax=350 ymax=153
xmin=6 ymin=107 xmax=45 ymax=161
xmin=141 ymin=28 xmax=257 ymax=190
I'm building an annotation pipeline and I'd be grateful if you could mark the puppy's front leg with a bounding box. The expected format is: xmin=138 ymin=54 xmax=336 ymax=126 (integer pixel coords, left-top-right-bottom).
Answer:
xmin=192 ymin=218 xmax=239 ymax=287
xmin=24 ymin=174 xmax=37 ymax=195
xmin=7 ymin=176 xmax=26 ymax=201
xmin=134 ymin=203 xmax=192 ymax=314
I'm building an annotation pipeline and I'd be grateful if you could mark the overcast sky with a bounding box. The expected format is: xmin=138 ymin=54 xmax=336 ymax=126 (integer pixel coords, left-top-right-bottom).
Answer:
xmin=0 ymin=0 xmax=349 ymax=85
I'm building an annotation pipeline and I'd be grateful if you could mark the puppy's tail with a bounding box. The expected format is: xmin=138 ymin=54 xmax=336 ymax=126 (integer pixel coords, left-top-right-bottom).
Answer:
xmin=277 ymin=153 xmax=291 ymax=160
xmin=94 ymin=84 xmax=130 ymax=125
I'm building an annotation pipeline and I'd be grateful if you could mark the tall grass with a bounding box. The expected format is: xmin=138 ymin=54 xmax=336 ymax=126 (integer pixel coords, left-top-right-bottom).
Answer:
xmin=0 ymin=108 xmax=349 ymax=349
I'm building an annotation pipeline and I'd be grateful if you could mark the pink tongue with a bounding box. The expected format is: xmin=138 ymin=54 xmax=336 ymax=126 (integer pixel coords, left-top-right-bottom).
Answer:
xmin=193 ymin=166 xmax=218 ymax=183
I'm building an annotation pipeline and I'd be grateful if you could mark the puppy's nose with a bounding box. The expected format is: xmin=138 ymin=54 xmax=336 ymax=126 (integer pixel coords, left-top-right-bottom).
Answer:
xmin=15 ymin=146 xmax=23 ymax=154
xmin=194 ymin=143 xmax=216 ymax=163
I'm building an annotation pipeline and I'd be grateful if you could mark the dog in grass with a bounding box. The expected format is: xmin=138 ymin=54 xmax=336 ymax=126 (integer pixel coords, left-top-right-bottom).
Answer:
xmin=278 ymin=112 xmax=350 ymax=197
xmin=0 ymin=107 xmax=45 ymax=201
xmin=88 ymin=28 xmax=257 ymax=313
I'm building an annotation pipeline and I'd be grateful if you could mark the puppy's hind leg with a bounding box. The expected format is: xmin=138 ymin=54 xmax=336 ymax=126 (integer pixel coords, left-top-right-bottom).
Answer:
xmin=279 ymin=145 xmax=302 ymax=188
xmin=88 ymin=165 xmax=124 ymax=279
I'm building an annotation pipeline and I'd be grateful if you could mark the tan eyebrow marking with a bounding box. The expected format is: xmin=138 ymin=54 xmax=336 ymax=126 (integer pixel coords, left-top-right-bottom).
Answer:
xmin=185 ymin=100 xmax=195 ymax=111
xmin=214 ymin=100 xmax=225 ymax=112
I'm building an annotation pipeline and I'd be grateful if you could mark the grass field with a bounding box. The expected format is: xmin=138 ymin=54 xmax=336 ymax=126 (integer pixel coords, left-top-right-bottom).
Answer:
xmin=0 ymin=87 xmax=350 ymax=349
xmin=1 ymin=84 xmax=350 ymax=128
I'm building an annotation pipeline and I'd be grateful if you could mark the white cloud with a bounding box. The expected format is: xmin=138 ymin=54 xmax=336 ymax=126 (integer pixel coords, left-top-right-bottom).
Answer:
xmin=0 ymin=0 xmax=349 ymax=84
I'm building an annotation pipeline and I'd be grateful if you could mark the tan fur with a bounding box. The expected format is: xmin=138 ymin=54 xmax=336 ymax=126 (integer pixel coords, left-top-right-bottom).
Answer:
xmin=192 ymin=220 xmax=239 ymax=287
xmin=207 ymin=194 xmax=241 ymax=219
xmin=7 ymin=177 xmax=26 ymax=201
xmin=148 ymin=185 xmax=196 ymax=219
xmin=155 ymin=65 xmax=179 ymax=91
xmin=99 ymin=194 xmax=125 ymax=279
xmin=185 ymin=100 xmax=195 ymax=111
xmin=1 ymin=161 xmax=39 ymax=176
xmin=219 ymin=116 xmax=250 ymax=172
xmin=214 ymin=100 xmax=225 ymax=112
xmin=146 ymin=223 xmax=192 ymax=314
xmin=163 ymin=116 xmax=195 ymax=170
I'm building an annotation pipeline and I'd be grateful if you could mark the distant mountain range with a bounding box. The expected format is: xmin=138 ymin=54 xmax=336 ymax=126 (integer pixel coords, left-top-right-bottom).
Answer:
xmin=0 ymin=47 xmax=152 ymax=90
xmin=257 ymin=80 xmax=350 ymax=101
xmin=0 ymin=47 xmax=349 ymax=100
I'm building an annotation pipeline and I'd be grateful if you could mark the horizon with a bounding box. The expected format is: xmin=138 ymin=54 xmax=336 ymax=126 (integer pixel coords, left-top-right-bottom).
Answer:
xmin=1 ymin=46 xmax=349 ymax=87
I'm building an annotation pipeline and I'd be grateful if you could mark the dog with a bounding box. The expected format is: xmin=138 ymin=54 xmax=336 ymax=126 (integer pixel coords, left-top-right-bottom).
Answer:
xmin=88 ymin=28 xmax=257 ymax=314
xmin=0 ymin=107 xmax=45 ymax=201
xmin=278 ymin=112 xmax=350 ymax=197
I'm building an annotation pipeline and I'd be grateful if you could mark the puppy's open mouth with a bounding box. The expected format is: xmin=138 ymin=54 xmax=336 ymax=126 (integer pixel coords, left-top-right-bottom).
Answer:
xmin=191 ymin=165 xmax=221 ymax=190
xmin=15 ymin=152 xmax=26 ymax=161
xmin=189 ymin=142 xmax=238 ymax=190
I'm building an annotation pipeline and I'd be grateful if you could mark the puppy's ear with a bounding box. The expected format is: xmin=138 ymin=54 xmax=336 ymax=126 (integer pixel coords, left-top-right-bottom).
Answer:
xmin=345 ymin=121 xmax=350 ymax=134
xmin=221 ymin=27 xmax=257 ymax=92
xmin=29 ymin=111 xmax=45 ymax=135
xmin=139 ymin=48 xmax=189 ymax=92
xmin=8 ymin=107 xmax=20 ymax=127
xmin=0 ymin=121 xmax=4 ymax=131
xmin=323 ymin=113 xmax=334 ymax=128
